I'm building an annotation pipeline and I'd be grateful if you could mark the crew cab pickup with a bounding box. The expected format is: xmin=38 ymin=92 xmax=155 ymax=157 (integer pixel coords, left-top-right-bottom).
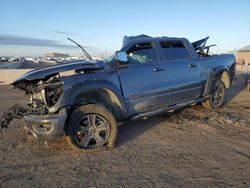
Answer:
xmin=0 ymin=35 xmax=236 ymax=152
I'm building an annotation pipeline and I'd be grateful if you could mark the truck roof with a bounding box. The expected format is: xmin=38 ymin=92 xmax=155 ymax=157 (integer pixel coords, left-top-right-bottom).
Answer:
xmin=122 ymin=34 xmax=188 ymax=47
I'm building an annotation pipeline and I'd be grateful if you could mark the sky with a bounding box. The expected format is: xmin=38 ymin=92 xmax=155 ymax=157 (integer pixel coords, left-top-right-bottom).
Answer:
xmin=0 ymin=0 xmax=250 ymax=57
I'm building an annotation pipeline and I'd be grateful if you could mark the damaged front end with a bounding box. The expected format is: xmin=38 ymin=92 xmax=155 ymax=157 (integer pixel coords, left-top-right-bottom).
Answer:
xmin=0 ymin=75 xmax=67 ymax=140
xmin=0 ymin=60 xmax=105 ymax=140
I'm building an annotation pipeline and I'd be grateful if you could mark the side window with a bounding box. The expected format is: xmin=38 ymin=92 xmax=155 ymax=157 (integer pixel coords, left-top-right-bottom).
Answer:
xmin=127 ymin=43 xmax=158 ymax=64
xmin=160 ymin=41 xmax=190 ymax=60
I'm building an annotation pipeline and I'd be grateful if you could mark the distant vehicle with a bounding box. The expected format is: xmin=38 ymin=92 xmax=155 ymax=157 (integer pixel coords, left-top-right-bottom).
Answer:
xmin=8 ymin=57 xmax=21 ymax=61
xmin=0 ymin=35 xmax=236 ymax=153
xmin=25 ymin=57 xmax=35 ymax=61
xmin=0 ymin=57 xmax=24 ymax=69
xmin=0 ymin=57 xmax=9 ymax=62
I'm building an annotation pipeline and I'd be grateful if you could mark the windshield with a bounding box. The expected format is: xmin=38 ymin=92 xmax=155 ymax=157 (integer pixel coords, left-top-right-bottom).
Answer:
xmin=103 ymin=54 xmax=115 ymax=63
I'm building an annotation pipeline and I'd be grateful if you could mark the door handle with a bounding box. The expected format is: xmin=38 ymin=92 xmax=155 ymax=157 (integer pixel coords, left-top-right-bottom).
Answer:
xmin=153 ymin=67 xmax=165 ymax=72
xmin=188 ymin=64 xmax=197 ymax=68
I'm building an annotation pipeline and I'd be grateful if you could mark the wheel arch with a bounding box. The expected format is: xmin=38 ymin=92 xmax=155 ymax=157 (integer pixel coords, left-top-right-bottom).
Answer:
xmin=203 ymin=66 xmax=231 ymax=96
xmin=51 ymin=80 xmax=128 ymax=119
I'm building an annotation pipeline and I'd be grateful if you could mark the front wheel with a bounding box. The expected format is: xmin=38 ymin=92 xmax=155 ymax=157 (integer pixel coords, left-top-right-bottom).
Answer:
xmin=202 ymin=80 xmax=225 ymax=109
xmin=66 ymin=104 xmax=117 ymax=153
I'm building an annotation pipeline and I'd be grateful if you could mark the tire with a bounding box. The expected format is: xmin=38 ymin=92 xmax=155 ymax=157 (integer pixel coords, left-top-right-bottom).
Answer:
xmin=202 ymin=80 xmax=225 ymax=109
xmin=66 ymin=104 xmax=117 ymax=153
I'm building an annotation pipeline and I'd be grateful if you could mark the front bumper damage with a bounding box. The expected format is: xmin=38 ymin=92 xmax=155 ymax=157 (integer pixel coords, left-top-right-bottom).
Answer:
xmin=23 ymin=109 xmax=67 ymax=140
xmin=0 ymin=74 xmax=69 ymax=140
xmin=0 ymin=104 xmax=67 ymax=140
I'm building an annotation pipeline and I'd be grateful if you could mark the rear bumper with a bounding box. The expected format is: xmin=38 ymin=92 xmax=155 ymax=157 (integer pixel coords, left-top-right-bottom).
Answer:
xmin=23 ymin=109 xmax=67 ymax=140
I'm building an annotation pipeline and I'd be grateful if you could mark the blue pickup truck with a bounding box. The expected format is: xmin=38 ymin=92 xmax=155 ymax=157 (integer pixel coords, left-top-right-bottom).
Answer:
xmin=0 ymin=35 xmax=236 ymax=152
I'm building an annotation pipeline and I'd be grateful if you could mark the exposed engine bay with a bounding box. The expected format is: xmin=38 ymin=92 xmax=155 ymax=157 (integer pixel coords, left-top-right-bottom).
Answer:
xmin=26 ymin=76 xmax=63 ymax=112
xmin=0 ymin=59 xmax=105 ymax=140
xmin=0 ymin=75 xmax=64 ymax=131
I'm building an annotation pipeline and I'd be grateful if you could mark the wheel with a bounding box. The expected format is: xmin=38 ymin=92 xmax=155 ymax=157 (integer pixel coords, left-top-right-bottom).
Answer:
xmin=202 ymin=80 xmax=225 ymax=109
xmin=66 ymin=104 xmax=117 ymax=152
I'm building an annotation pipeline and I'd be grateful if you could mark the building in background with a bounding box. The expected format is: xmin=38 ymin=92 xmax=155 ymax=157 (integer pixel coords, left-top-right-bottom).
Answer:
xmin=237 ymin=45 xmax=250 ymax=64
xmin=45 ymin=53 xmax=69 ymax=59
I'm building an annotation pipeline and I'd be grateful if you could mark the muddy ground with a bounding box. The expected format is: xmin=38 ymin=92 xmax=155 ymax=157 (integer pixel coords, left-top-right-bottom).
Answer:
xmin=0 ymin=76 xmax=249 ymax=187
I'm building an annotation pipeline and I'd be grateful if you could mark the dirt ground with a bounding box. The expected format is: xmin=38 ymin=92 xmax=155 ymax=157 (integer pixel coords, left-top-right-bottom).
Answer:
xmin=0 ymin=76 xmax=249 ymax=188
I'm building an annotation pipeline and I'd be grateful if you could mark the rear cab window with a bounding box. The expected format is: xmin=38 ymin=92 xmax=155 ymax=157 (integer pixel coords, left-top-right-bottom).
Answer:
xmin=127 ymin=42 xmax=158 ymax=64
xmin=160 ymin=41 xmax=191 ymax=60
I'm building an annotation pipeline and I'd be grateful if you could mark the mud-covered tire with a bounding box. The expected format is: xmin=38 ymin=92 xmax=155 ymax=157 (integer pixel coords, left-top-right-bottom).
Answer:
xmin=202 ymin=80 xmax=225 ymax=109
xmin=66 ymin=104 xmax=117 ymax=153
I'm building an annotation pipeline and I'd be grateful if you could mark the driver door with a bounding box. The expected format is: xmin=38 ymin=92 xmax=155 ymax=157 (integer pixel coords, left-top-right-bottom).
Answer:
xmin=117 ymin=42 xmax=169 ymax=115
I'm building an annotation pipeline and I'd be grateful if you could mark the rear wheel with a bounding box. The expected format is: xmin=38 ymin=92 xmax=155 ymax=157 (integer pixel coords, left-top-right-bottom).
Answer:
xmin=202 ymin=80 xmax=225 ymax=109
xmin=66 ymin=104 xmax=117 ymax=153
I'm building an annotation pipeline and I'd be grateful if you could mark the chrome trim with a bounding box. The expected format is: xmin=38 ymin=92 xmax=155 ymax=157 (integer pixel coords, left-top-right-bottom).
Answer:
xmin=23 ymin=108 xmax=67 ymax=140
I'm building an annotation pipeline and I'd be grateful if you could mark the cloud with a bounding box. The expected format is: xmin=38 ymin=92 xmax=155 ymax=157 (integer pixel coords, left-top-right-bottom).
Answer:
xmin=0 ymin=34 xmax=86 ymax=48
xmin=54 ymin=30 xmax=77 ymax=36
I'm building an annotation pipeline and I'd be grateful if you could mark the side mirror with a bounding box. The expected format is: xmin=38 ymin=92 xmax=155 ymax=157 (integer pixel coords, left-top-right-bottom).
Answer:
xmin=115 ymin=51 xmax=128 ymax=64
